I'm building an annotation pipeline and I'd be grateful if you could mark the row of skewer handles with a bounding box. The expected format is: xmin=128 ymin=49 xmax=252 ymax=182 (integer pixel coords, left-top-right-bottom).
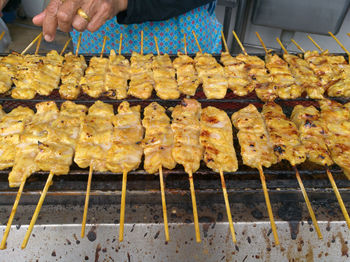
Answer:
xmin=0 ymin=97 xmax=350 ymax=249
xmin=1 ymin=31 xmax=350 ymax=101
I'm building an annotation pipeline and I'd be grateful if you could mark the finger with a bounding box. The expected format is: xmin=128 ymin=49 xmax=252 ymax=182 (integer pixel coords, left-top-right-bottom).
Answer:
xmin=72 ymin=2 xmax=98 ymax=32
xmin=33 ymin=10 xmax=46 ymax=26
xmin=43 ymin=0 xmax=62 ymax=42
xmin=86 ymin=6 xmax=111 ymax=32
xmin=57 ymin=0 xmax=82 ymax=32
xmin=87 ymin=2 xmax=114 ymax=32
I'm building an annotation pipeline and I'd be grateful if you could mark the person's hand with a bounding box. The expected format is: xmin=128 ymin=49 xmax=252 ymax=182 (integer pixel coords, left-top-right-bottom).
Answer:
xmin=33 ymin=0 xmax=128 ymax=42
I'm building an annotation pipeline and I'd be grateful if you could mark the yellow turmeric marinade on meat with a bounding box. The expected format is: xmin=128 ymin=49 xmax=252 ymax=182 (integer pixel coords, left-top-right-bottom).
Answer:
xmin=142 ymin=102 xmax=176 ymax=174
xmin=106 ymin=101 xmax=144 ymax=173
xmin=128 ymin=52 xmax=154 ymax=99
xmin=152 ymin=53 xmax=180 ymax=99
xmin=59 ymin=52 xmax=87 ymax=100
xmin=235 ymin=54 xmax=276 ymax=101
xmin=200 ymin=105 xmax=238 ymax=172
xmin=0 ymin=106 xmax=34 ymax=171
xmin=265 ymin=53 xmax=302 ymax=99
xmin=171 ymin=99 xmax=203 ymax=174
xmin=318 ymin=99 xmax=350 ymax=179
xmin=79 ymin=55 xmax=108 ymax=98
xmin=9 ymin=102 xmax=59 ymax=187
xmin=283 ymin=53 xmax=323 ymax=99
xmin=231 ymin=104 xmax=278 ymax=169
xmin=195 ymin=52 xmax=228 ymax=99
xmin=173 ymin=53 xmax=200 ymax=96
xmin=12 ymin=51 xmax=63 ymax=99
xmin=220 ymin=52 xmax=250 ymax=97
xmin=105 ymin=50 xmax=130 ymax=99
xmin=291 ymin=104 xmax=333 ymax=167
xmin=35 ymin=101 xmax=87 ymax=175
xmin=74 ymin=101 xmax=114 ymax=172
xmin=261 ymin=102 xmax=306 ymax=166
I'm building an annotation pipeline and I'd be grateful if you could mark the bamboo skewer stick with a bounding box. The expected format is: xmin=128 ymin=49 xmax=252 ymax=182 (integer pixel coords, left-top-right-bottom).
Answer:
xmin=192 ymin=31 xmax=202 ymax=53
xmin=154 ymin=36 xmax=160 ymax=55
xmin=0 ymin=177 xmax=27 ymax=249
xmin=255 ymin=32 xmax=268 ymax=54
xmin=0 ymin=31 xmax=5 ymax=42
xmin=258 ymin=166 xmax=279 ymax=245
xmin=188 ymin=171 xmax=201 ymax=242
xmin=119 ymin=169 xmax=128 ymax=242
xmin=232 ymin=30 xmax=247 ymax=55
xmin=307 ymin=35 xmax=324 ymax=52
xmin=81 ymin=165 xmax=93 ymax=238
xmin=294 ymin=166 xmax=322 ymax=239
xmin=100 ymin=36 xmax=108 ymax=58
xmin=159 ymin=166 xmax=170 ymax=241
xmin=34 ymin=33 xmax=42 ymax=55
xmin=60 ymin=37 xmax=72 ymax=56
xmin=141 ymin=31 xmax=144 ymax=55
xmin=291 ymin=39 xmax=305 ymax=53
xmin=326 ymin=168 xmax=350 ymax=229
xmin=119 ymin=33 xmax=123 ymax=55
xmin=21 ymin=171 xmax=54 ymax=249
xmin=221 ymin=31 xmax=229 ymax=53
xmin=75 ymin=32 xmax=82 ymax=56
xmin=183 ymin=34 xmax=187 ymax=55
xmin=276 ymin=37 xmax=288 ymax=54
xmin=21 ymin=32 xmax=43 ymax=55
xmin=219 ymin=169 xmax=236 ymax=243
xmin=328 ymin=32 xmax=350 ymax=60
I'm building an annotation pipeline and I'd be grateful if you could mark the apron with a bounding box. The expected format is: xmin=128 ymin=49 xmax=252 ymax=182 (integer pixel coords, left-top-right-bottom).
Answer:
xmin=70 ymin=2 xmax=222 ymax=54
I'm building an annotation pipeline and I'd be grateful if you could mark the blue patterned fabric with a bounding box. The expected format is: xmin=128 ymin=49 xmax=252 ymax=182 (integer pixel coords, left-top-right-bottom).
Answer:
xmin=71 ymin=2 xmax=222 ymax=54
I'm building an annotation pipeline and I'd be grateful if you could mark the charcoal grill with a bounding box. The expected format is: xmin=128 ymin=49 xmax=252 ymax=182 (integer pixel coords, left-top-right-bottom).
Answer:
xmin=0 ymin=53 xmax=350 ymax=261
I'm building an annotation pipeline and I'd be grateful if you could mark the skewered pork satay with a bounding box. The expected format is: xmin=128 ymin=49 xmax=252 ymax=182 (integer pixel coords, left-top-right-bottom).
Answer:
xmin=79 ymin=56 xmax=109 ymax=98
xmin=152 ymin=53 xmax=180 ymax=100
xmin=323 ymin=55 xmax=350 ymax=97
xmin=173 ymin=53 xmax=200 ymax=96
xmin=128 ymin=52 xmax=154 ymax=100
xmin=261 ymin=102 xmax=306 ymax=166
xmin=105 ymin=50 xmax=130 ymax=100
xmin=265 ymin=53 xmax=302 ymax=99
xmin=283 ymin=53 xmax=324 ymax=99
xmin=231 ymin=104 xmax=278 ymax=169
xmin=12 ymin=54 xmax=42 ymax=99
xmin=74 ymin=101 xmax=114 ymax=172
xmin=35 ymin=102 xmax=87 ymax=175
xmin=59 ymin=52 xmax=87 ymax=100
xmin=106 ymin=101 xmax=143 ymax=173
xmin=220 ymin=52 xmax=251 ymax=97
xmin=194 ymin=52 xmax=228 ymax=99
xmin=200 ymin=106 xmax=237 ymax=172
xmin=303 ymin=50 xmax=339 ymax=94
xmin=231 ymin=103 xmax=279 ymax=244
xmin=0 ymin=106 xmax=34 ymax=170
xmin=0 ymin=53 xmax=24 ymax=94
xmin=318 ymin=99 xmax=350 ymax=178
xmin=235 ymin=54 xmax=276 ymax=102
xmin=142 ymin=102 xmax=176 ymax=174
xmin=11 ymin=51 xmax=63 ymax=99
xmin=8 ymin=101 xmax=59 ymax=188
xmin=291 ymin=104 xmax=333 ymax=167
xmin=170 ymin=98 xmax=202 ymax=242
xmin=171 ymin=99 xmax=203 ymax=174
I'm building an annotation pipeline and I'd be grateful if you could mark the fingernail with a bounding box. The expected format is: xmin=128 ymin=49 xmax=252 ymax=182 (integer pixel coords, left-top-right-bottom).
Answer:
xmin=44 ymin=34 xmax=53 ymax=42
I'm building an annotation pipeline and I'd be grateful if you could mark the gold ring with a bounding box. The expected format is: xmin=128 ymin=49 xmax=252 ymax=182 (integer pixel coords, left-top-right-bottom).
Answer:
xmin=77 ymin=8 xmax=91 ymax=22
